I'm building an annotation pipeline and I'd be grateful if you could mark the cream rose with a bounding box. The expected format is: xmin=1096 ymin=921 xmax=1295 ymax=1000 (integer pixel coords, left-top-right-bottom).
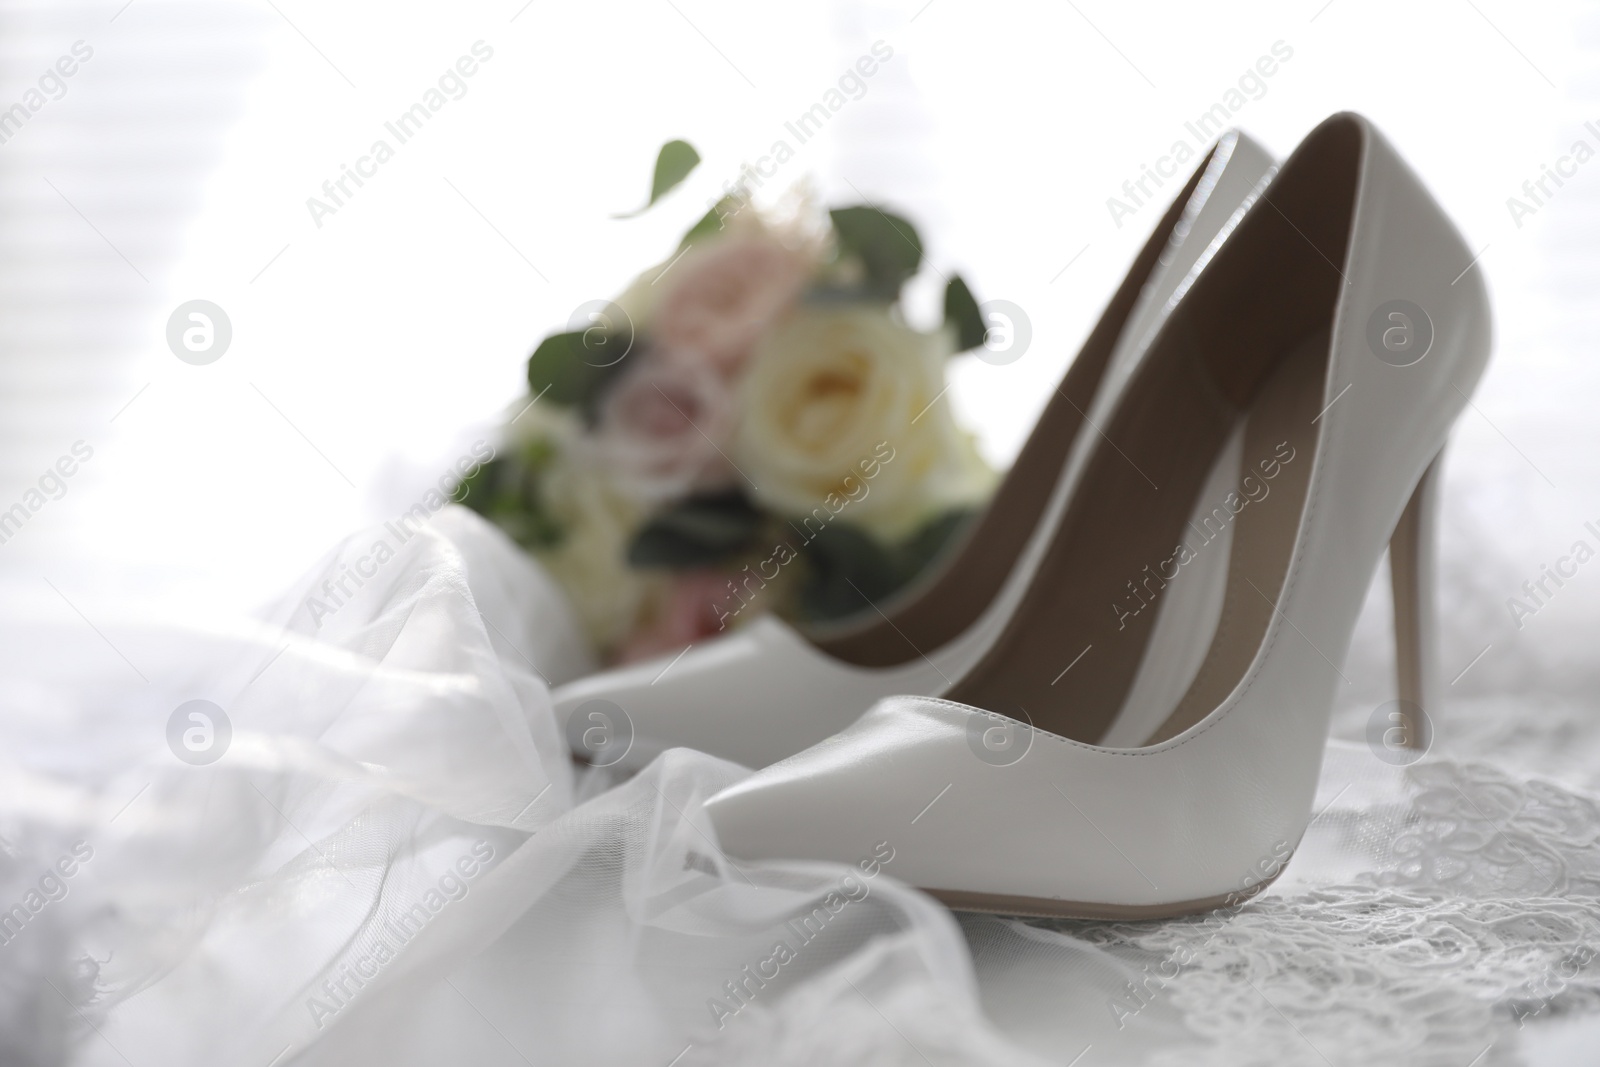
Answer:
xmin=733 ymin=307 xmax=994 ymax=542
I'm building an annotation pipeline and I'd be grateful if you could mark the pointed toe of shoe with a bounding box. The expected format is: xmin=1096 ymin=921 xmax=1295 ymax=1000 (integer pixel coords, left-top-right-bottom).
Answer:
xmin=702 ymin=744 xmax=860 ymax=862
xmin=704 ymin=696 xmax=957 ymax=867
xmin=704 ymin=694 xmax=1310 ymax=917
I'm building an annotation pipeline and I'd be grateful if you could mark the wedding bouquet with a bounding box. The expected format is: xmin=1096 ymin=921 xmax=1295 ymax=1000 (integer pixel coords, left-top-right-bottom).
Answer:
xmin=464 ymin=141 xmax=998 ymax=663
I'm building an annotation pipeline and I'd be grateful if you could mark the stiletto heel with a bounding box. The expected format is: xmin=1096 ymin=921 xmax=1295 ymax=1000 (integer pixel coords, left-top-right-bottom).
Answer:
xmin=1389 ymin=451 xmax=1443 ymax=750
xmin=706 ymin=113 xmax=1494 ymax=919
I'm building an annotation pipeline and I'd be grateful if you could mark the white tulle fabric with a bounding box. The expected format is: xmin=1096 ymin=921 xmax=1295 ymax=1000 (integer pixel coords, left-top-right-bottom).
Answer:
xmin=4 ymin=506 xmax=1599 ymax=1066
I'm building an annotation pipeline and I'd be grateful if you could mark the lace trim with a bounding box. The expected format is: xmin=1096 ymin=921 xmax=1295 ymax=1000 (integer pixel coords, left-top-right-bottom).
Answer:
xmin=1023 ymin=757 xmax=1600 ymax=1065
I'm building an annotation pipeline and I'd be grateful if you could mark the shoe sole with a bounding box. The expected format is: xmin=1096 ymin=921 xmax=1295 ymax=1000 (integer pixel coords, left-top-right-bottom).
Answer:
xmin=921 ymin=855 xmax=1288 ymax=921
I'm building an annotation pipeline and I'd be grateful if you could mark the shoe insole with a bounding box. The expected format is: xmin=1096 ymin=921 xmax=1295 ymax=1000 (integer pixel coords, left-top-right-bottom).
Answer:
xmin=944 ymin=327 xmax=1328 ymax=746
xmin=1139 ymin=329 xmax=1325 ymax=745
xmin=1096 ymin=420 xmax=1241 ymax=748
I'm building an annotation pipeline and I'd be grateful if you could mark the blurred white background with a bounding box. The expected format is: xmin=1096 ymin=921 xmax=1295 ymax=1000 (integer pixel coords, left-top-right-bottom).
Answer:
xmin=0 ymin=0 xmax=1595 ymax=733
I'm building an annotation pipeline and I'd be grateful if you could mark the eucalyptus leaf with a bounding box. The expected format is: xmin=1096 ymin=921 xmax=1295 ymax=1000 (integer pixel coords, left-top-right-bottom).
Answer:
xmin=793 ymin=520 xmax=897 ymax=620
xmin=679 ymin=194 xmax=742 ymax=247
xmin=614 ymin=139 xmax=701 ymax=218
xmin=628 ymin=491 xmax=765 ymax=569
xmin=944 ymin=275 xmax=986 ymax=352
xmin=829 ymin=205 xmax=923 ymax=300
xmin=460 ymin=452 xmax=565 ymax=550
xmin=525 ymin=331 xmax=629 ymax=411
xmin=794 ymin=507 xmax=976 ymax=623
xmin=891 ymin=507 xmax=976 ymax=582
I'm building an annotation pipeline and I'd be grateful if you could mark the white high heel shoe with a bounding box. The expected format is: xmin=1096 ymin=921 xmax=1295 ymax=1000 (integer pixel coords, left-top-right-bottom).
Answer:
xmin=553 ymin=131 xmax=1275 ymax=771
xmin=704 ymin=113 xmax=1491 ymax=918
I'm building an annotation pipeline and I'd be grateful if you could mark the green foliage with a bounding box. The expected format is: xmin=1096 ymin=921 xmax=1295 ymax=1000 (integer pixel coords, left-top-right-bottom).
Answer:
xmin=458 ymin=446 xmax=564 ymax=551
xmin=525 ymin=331 xmax=630 ymax=415
xmin=829 ymin=205 xmax=923 ymax=300
xmin=627 ymin=490 xmax=766 ymax=568
xmin=793 ymin=520 xmax=897 ymax=619
xmin=894 ymin=508 xmax=976 ymax=581
xmin=793 ymin=506 xmax=976 ymax=622
xmin=944 ymin=275 xmax=986 ymax=352
xmin=614 ymin=139 xmax=701 ymax=218
xmin=679 ymin=194 xmax=743 ymax=247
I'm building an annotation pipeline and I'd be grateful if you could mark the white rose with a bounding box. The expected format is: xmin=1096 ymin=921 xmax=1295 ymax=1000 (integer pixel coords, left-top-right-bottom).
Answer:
xmin=733 ymin=306 xmax=994 ymax=543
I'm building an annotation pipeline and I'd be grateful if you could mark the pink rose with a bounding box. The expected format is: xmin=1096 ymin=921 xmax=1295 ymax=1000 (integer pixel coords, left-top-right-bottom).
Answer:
xmin=652 ymin=235 xmax=814 ymax=378
xmin=595 ymin=359 xmax=736 ymax=503
xmin=614 ymin=569 xmax=733 ymax=664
